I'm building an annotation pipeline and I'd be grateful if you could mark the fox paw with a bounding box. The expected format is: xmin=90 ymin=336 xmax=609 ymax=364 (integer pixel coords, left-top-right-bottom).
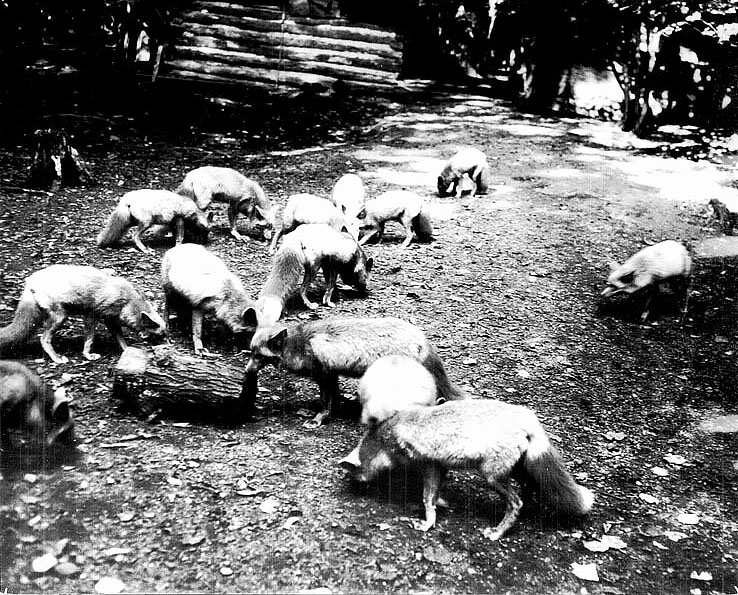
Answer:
xmin=84 ymin=352 xmax=102 ymax=361
xmin=305 ymin=302 xmax=319 ymax=311
xmin=482 ymin=527 xmax=503 ymax=541
xmin=51 ymin=355 xmax=69 ymax=364
xmin=411 ymin=519 xmax=434 ymax=532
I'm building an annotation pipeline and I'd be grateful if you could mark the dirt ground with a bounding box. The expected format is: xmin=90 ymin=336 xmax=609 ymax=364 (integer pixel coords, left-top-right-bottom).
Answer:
xmin=1 ymin=89 xmax=738 ymax=595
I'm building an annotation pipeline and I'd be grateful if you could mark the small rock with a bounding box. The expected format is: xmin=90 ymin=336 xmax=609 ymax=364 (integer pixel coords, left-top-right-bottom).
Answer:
xmin=54 ymin=562 xmax=81 ymax=576
xmin=94 ymin=577 xmax=126 ymax=594
xmin=31 ymin=553 xmax=58 ymax=574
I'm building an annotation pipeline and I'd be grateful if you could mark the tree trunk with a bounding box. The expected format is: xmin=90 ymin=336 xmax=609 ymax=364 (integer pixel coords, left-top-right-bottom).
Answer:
xmin=111 ymin=345 xmax=249 ymax=421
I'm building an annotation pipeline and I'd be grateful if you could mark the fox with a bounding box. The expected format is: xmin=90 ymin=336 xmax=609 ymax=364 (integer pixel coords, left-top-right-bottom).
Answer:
xmin=358 ymin=190 xmax=433 ymax=249
xmin=601 ymin=240 xmax=692 ymax=321
xmin=255 ymin=223 xmax=373 ymax=326
xmin=437 ymin=147 xmax=492 ymax=197
xmin=0 ymin=265 xmax=166 ymax=364
xmin=96 ymin=189 xmax=212 ymax=253
xmin=339 ymin=399 xmax=594 ymax=541
xmin=161 ymin=244 xmax=259 ymax=355
xmin=331 ymin=173 xmax=366 ymax=220
xmin=1 ymin=360 xmax=74 ymax=450
xmin=268 ymin=193 xmax=360 ymax=255
xmin=175 ymin=166 xmax=278 ymax=242
xmin=359 ymin=355 xmax=442 ymax=426
xmin=241 ymin=317 xmax=467 ymax=428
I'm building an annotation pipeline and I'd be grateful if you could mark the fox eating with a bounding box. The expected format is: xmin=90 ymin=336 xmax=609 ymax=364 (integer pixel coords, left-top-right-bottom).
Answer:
xmin=601 ymin=240 xmax=692 ymax=321
xmin=339 ymin=399 xmax=594 ymax=541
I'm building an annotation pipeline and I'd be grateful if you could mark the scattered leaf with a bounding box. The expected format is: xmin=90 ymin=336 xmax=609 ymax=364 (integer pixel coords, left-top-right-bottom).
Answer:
xmin=260 ymin=498 xmax=279 ymax=514
xmin=219 ymin=567 xmax=233 ymax=576
xmin=462 ymin=358 xmax=477 ymax=365
xmin=690 ymin=571 xmax=713 ymax=581
xmin=605 ymin=431 xmax=626 ymax=442
xmin=651 ymin=466 xmax=669 ymax=477
xmin=54 ymin=561 xmax=81 ymax=576
xmin=31 ymin=553 xmax=58 ymax=573
xmin=167 ymin=477 xmax=183 ymax=486
xmin=571 ymin=562 xmax=599 ymax=582
xmin=378 ymin=523 xmax=391 ymax=531
xmin=677 ymin=513 xmax=700 ymax=525
xmin=94 ymin=577 xmax=126 ymax=594
xmin=103 ymin=548 xmax=132 ymax=557
xmin=663 ymin=454 xmax=687 ymax=465
xmin=664 ymin=530 xmax=688 ymax=542
xmin=117 ymin=512 xmax=135 ymax=522
xmin=236 ymin=488 xmax=264 ymax=497
xmin=652 ymin=540 xmax=668 ymax=550
xmin=182 ymin=534 xmax=206 ymax=546
xmin=23 ymin=473 xmax=38 ymax=484
xmin=516 ymin=369 xmax=532 ymax=379
xmin=283 ymin=516 xmax=301 ymax=529
xmin=639 ymin=493 xmax=660 ymax=504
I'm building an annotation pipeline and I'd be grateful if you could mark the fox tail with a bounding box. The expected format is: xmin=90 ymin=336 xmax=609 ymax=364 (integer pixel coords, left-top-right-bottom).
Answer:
xmin=96 ymin=203 xmax=132 ymax=247
xmin=412 ymin=207 xmax=434 ymax=242
xmin=520 ymin=425 xmax=594 ymax=516
xmin=422 ymin=345 xmax=468 ymax=402
xmin=0 ymin=288 xmax=44 ymax=353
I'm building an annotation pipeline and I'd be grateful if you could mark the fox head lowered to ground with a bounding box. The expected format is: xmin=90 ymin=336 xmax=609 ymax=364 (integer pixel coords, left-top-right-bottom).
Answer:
xmin=601 ymin=240 xmax=692 ymax=297
xmin=338 ymin=236 xmax=374 ymax=295
xmin=243 ymin=324 xmax=288 ymax=374
xmin=118 ymin=290 xmax=167 ymax=337
xmin=1 ymin=360 xmax=74 ymax=450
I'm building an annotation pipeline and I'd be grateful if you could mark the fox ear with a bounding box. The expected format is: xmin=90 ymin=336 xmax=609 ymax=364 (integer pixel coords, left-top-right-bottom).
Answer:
xmin=242 ymin=307 xmax=261 ymax=329
xmin=356 ymin=207 xmax=366 ymax=220
xmin=435 ymin=397 xmax=447 ymax=405
xmin=365 ymin=257 xmax=374 ymax=273
xmin=338 ymin=446 xmax=361 ymax=471
xmin=207 ymin=211 xmax=215 ymax=223
xmin=266 ymin=328 xmax=288 ymax=351
xmin=140 ymin=310 xmax=161 ymax=329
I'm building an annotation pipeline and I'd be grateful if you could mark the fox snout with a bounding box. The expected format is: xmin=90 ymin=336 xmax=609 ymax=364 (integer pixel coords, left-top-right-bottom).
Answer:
xmin=244 ymin=357 xmax=261 ymax=374
xmin=338 ymin=448 xmax=367 ymax=481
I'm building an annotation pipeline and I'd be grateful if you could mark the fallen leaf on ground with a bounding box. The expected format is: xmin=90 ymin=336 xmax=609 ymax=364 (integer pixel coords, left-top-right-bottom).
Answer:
xmin=663 ymin=454 xmax=687 ymax=465
xmin=571 ymin=562 xmax=599 ymax=582
xmin=677 ymin=513 xmax=700 ymax=525
xmin=639 ymin=493 xmax=660 ymax=504
xmin=423 ymin=545 xmax=453 ymax=565
xmin=94 ymin=577 xmax=126 ymax=594
xmin=664 ymin=530 xmax=688 ymax=541
xmin=651 ymin=466 xmax=669 ymax=477
xmin=260 ymin=498 xmax=279 ymax=514
xmin=31 ymin=553 xmax=58 ymax=573
xmin=690 ymin=571 xmax=712 ymax=581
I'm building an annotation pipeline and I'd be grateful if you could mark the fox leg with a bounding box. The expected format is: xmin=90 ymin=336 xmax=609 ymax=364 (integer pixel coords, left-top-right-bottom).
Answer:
xmin=413 ymin=464 xmax=443 ymax=531
xmin=358 ymin=225 xmax=380 ymax=246
xmin=104 ymin=319 xmax=128 ymax=351
xmin=173 ymin=217 xmax=185 ymax=245
xmin=267 ymin=224 xmax=284 ymax=255
xmin=82 ymin=315 xmax=102 ymax=360
xmin=132 ymin=223 xmax=152 ymax=253
xmin=481 ymin=476 xmax=523 ymax=541
xmin=304 ymin=373 xmax=340 ymax=429
xmin=400 ymin=214 xmax=414 ymax=249
xmin=40 ymin=308 xmax=68 ymax=364
xmin=227 ymin=202 xmax=246 ymax=242
xmin=191 ymin=309 xmax=205 ymax=355
xmin=322 ymin=265 xmax=340 ymax=308
xmin=300 ymin=264 xmax=320 ymax=310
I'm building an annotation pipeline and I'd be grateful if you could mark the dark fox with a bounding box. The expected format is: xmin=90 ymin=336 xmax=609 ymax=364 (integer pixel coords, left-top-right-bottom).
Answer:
xmin=241 ymin=317 xmax=467 ymax=428
xmin=339 ymin=399 xmax=594 ymax=541
xmin=358 ymin=190 xmax=433 ymax=249
xmin=255 ymin=223 xmax=373 ymax=326
xmin=96 ymin=189 xmax=211 ymax=253
xmin=0 ymin=265 xmax=166 ymax=364
xmin=1 ymin=360 xmax=74 ymax=451
xmin=161 ymin=244 xmax=260 ymax=355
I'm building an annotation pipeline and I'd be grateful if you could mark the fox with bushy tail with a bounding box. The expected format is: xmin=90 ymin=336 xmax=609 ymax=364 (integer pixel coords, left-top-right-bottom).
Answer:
xmin=96 ymin=189 xmax=211 ymax=253
xmin=240 ymin=316 xmax=467 ymax=428
xmin=339 ymin=399 xmax=594 ymax=541
xmin=358 ymin=191 xmax=432 ymax=249
xmin=255 ymin=223 xmax=373 ymax=326
xmin=0 ymin=265 xmax=165 ymax=363
xmin=176 ymin=166 xmax=277 ymax=242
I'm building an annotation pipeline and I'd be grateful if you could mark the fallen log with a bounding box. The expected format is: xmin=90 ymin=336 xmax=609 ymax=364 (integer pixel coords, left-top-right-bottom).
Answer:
xmin=111 ymin=345 xmax=249 ymax=420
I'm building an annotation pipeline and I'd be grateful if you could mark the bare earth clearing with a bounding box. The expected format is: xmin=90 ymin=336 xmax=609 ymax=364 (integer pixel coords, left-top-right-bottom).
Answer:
xmin=1 ymin=92 xmax=737 ymax=594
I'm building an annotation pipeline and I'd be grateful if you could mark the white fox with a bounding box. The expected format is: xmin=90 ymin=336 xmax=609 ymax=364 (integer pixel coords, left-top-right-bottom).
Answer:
xmin=437 ymin=148 xmax=491 ymax=197
xmin=256 ymin=223 xmax=373 ymax=326
xmin=268 ymin=193 xmax=360 ymax=255
xmin=602 ymin=240 xmax=692 ymax=321
xmin=176 ymin=166 xmax=278 ymax=242
xmin=331 ymin=173 xmax=365 ymax=220
xmin=161 ymin=244 xmax=259 ymax=355
xmin=358 ymin=190 xmax=433 ymax=249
